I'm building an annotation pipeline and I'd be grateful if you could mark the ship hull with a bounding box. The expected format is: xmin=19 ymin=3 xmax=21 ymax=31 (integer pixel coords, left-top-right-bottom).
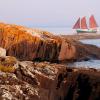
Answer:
xmin=76 ymin=29 xmax=97 ymax=33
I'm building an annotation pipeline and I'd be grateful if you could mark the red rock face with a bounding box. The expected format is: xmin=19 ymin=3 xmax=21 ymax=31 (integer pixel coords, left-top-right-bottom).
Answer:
xmin=0 ymin=23 xmax=76 ymax=61
xmin=0 ymin=23 xmax=59 ymax=61
xmin=58 ymin=40 xmax=76 ymax=61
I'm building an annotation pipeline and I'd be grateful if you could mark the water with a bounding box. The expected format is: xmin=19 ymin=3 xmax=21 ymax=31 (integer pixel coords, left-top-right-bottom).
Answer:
xmin=69 ymin=39 xmax=100 ymax=69
xmin=80 ymin=39 xmax=100 ymax=47
xmin=36 ymin=27 xmax=75 ymax=35
xmin=41 ymin=27 xmax=100 ymax=69
xmin=68 ymin=60 xmax=100 ymax=69
xmin=37 ymin=27 xmax=100 ymax=69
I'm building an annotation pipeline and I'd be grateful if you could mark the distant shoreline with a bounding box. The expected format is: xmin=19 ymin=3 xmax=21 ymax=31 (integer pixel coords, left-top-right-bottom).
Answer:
xmin=61 ymin=33 xmax=100 ymax=40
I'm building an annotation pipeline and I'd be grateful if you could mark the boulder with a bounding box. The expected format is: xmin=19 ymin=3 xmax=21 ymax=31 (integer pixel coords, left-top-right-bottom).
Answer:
xmin=58 ymin=40 xmax=76 ymax=61
xmin=0 ymin=47 xmax=6 ymax=57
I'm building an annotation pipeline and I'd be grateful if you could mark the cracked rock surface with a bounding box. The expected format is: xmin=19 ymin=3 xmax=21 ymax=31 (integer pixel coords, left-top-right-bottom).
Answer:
xmin=0 ymin=56 xmax=99 ymax=100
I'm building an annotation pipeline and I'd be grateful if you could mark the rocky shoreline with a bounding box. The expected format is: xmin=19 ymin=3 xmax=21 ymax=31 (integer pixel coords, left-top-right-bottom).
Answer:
xmin=0 ymin=23 xmax=100 ymax=100
xmin=0 ymin=55 xmax=99 ymax=100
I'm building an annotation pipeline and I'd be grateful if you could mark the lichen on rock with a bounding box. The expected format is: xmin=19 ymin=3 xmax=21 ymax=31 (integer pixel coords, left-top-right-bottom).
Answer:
xmin=0 ymin=56 xmax=17 ymax=73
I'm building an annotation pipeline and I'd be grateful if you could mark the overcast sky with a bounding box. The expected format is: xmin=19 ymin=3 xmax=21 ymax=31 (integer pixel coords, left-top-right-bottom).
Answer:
xmin=0 ymin=0 xmax=99 ymax=27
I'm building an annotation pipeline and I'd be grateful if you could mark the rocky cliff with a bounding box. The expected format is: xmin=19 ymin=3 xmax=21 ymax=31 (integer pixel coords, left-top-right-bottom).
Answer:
xmin=0 ymin=23 xmax=76 ymax=62
xmin=0 ymin=23 xmax=100 ymax=62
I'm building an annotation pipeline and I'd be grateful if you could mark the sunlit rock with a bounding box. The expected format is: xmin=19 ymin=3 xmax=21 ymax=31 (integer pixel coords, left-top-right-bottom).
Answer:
xmin=0 ymin=47 xmax=6 ymax=57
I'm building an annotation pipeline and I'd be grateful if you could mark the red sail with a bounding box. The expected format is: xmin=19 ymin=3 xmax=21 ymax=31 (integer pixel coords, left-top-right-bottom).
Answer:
xmin=73 ymin=18 xmax=80 ymax=29
xmin=89 ymin=15 xmax=98 ymax=28
xmin=81 ymin=17 xmax=88 ymax=29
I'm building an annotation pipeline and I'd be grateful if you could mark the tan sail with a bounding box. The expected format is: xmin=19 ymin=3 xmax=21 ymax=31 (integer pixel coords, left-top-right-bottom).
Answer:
xmin=81 ymin=17 xmax=88 ymax=29
xmin=89 ymin=15 xmax=98 ymax=28
xmin=73 ymin=18 xmax=80 ymax=29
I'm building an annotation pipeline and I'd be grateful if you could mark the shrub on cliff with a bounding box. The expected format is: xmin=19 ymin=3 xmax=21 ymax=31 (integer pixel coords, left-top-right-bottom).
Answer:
xmin=0 ymin=64 xmax=15 ymax=72
xmin=0 ymin=56 xmax=17 ymax=73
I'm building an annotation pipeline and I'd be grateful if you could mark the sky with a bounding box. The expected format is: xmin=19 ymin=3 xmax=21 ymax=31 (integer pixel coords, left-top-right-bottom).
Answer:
xmin=0 ymin=0 xmax=100 ymax=27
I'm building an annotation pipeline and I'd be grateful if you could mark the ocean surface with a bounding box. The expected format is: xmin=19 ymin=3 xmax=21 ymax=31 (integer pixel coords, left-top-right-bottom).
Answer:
xmin=80 ymin=39 xmax=100 ymax=47
xmin=68 ymin=60 xmax=100 ymax=70
xmin=36 ymin=27 xmax=75 ymax=35
xmin=36 ymin=27 xmax=100 ymax=35
xmin=69 ymin=39 xmax=100 ymax=69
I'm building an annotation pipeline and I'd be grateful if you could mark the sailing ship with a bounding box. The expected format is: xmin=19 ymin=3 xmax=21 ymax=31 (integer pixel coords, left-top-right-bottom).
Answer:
xmin=73 ymin=15 xmax=98 ymax=33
